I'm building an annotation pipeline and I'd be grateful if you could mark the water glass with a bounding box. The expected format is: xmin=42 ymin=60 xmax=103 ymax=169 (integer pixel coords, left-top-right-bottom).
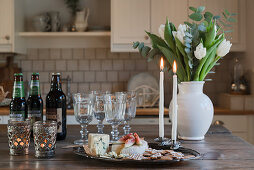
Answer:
xmin=33 ymin=121 xmax=57 ymax=158
xmin=123 ymin=92 xmax=137 ymax=135
xmin=7 ymin=119 xmax=31 ymax=155
xmin=93 ymin=94 xmax=106 ymax=134
xmin=105 ymin=93 xmax=126 ymax=142
xmin=73 ymin=93 xmax=93 ymax=145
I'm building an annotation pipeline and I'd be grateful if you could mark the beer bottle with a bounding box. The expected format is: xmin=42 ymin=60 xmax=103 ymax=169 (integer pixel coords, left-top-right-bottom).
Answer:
xmin=10 ymin=73 xmax=27 ymax=120
xmin=46 ymin=73 xmax=66 ymax=140
xmin=27 ymin=73 xmax=43 ymax=128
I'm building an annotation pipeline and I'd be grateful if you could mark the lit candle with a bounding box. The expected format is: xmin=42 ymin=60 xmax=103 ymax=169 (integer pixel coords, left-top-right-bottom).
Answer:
xmin=159 ymin=57 xmax=164 ymax=138
xmin=171 ymin=60 xmax=178 ymax=141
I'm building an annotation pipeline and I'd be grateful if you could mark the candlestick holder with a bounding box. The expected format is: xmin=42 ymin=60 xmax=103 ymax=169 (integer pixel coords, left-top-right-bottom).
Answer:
xmin=154 ymin=137 xmax=170 ymax=146
xmin=168 ymin=139 xmax=181 ymax=150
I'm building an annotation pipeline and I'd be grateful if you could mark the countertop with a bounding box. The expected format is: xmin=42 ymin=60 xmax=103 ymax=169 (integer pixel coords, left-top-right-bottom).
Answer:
xmin=0 ymin=125 xmax=254 ymax=169
xmin=0 ymin=106 xmax=254 ymax=116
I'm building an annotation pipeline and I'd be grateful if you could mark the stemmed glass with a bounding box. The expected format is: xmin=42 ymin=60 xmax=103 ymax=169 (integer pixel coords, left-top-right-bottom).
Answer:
xmin=73 ymin=93 xmax=93 ymax=145
xmin=104 ymin=93 xmax=126 ymax=142
xmin=93 ymin=93 xmax=106 ymax=134
xmin=123 ymin=91 xmax=137 ymax=135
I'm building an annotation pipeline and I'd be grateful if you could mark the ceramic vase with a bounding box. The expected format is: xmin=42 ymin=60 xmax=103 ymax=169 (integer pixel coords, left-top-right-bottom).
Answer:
xmin=169 ymin=81 xmax=214 ymax=140
xmin=75 ymin=8 xmax=90 ymax=32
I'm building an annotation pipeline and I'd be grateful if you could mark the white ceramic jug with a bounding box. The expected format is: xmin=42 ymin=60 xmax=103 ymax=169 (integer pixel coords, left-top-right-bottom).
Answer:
xmin=75 ymin=8 xmax=90 ymax=32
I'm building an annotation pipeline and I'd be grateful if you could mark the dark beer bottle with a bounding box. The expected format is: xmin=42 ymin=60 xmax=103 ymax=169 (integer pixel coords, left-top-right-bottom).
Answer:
xmin=10 ymin=73 xmax=27 ymax=120
xmin=46 ymin=73 xmax=66 ymax=140
xmin=27 ymin=73 xmax=43 ymax=129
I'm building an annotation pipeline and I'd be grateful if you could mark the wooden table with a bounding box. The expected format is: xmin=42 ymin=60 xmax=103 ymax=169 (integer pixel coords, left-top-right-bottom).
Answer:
xmin=1 ymin=125 xmax=254 ymax=169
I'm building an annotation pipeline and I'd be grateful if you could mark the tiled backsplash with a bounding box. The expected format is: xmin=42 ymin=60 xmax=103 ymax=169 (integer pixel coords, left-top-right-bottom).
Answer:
xmin=11 ymin=48 xmax=237 ymax=106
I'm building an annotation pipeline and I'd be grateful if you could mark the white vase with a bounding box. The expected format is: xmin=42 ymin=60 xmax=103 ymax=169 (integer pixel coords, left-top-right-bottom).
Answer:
xmin=169 ymin=81 xmax=214 ymax=140
xmin=75 ymin=8 xmax=90 ymax=32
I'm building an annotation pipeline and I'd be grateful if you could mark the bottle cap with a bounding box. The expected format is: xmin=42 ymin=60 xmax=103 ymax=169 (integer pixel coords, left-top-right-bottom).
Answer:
xmin=52 ymin=73 xmax=61 ymax=76
xmin=32 ymin=72 xmax=39 ymax=76
xmin=14 ymin=73 xmax=23 ymax=76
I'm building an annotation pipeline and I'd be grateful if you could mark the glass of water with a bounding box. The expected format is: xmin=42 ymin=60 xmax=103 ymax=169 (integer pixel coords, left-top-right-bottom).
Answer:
xmin=73 ymin=93 xmax=93 ymax=145
xmin=123 ymin=91 xmax=137 ymax=135
xmin=105 ymin=93 xmax=126 ymax=142
xmin=93 ymin=93 xmax=106 ymax=134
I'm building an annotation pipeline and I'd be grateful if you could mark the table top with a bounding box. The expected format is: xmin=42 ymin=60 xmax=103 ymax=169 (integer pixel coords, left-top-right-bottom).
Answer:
xmin=1 ymin=125 xmax=254 ymax=169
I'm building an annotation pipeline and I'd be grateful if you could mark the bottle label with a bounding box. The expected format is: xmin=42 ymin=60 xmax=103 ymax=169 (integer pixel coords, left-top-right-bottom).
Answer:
xmin=46 ymin=108 xmax=62 ymax=133
xmin=10 ymin=111 xmax=25 ymax=121
xmin=28 ymin=110 xmax=42 ymax=125
xmin=13 ymin=81 xmax=25 ymax=98
xmin=29 ymin=80 xmax=40 ymax=96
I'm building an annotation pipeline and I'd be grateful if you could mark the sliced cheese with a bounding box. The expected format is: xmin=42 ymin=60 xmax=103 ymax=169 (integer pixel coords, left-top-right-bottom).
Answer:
xmin=88 ymin=133 xmax=110 ymax=156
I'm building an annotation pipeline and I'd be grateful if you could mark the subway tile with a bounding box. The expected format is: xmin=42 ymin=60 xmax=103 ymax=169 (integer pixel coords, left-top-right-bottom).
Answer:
xmin=84 ymin=71 xmax=95 ymax=82
xmin=62 ymin=83 xmax=67 ymax=94
xmin=130 ymin=53 xmax=141 ymax=59
xmin=67 ymin=60 xmax=78 ymax=71
xmin=89 ymin=83 xmax=101 ymax=91
xmin=84 ymin=48 xmax=96 ymax=59
xmin=135 ymin=59 xmax=147 ymax=71
xmin=73 ymin=48 xmax=84 ymax=59
xmin=50 ymin=49 xmax=61 ymax=59
xmin=107 ymin=49 xmax=119 ymax=59
xmin=38 ymin=49 xmax=50 ymax=60
xmin=124 ymin=60 xmax=135 ymax=71
xmin=101 ymin=83 xmax=112 ymax=92
xmin=148 ymin=61 xmax=158 ymax=71
xmin=101 ymin=60 xmax=112 ymax=71
xmin=32 ymin=60 xmax=43 ymax=72
xmin=27 ymin=49 xmax=38 ymax=59
xmin=40 ymin=72 xmax=51 ymax=83
xmin=112 ymin=83 xmax=124 ymax=92
xmin=245 ymin=96 xmax=254 ymax=111
xmin=78 ymin=60 xmax=89 ymax=71
xmin=44 ymin=61 xmax=55 ymax=71
xmin=70 ymin=83 xmax=78 ymax=93
xmin=56 ymin=60 xmax=67 ymax=71
xmin=107 ymin=71 xmax=118 ymax=82
xmin=113 ymin=60 xmax=124 ymax=70
xmin=96 ymin=71 xmax=107 ymax=82
xmin=96 ymin=48 xmax=107 ymax=59
xmin=61 ymin=49 xmax=72 ymax=59
xmin=21 ymin=60 xmax=32 ymax=71
xmin=61 ymin=72 xmax=72 ymax=80
xmin=78 ymin=83 xmax=89 ymax=92
xmin=119 ymin=71 xmax=130 ymax=82
xmin=90 ymin=60 xmax=101 ymax=71
xmin=73 ymin=72 xmax=84 ymax=83
xmin=119 ymin=53 xmax=130 ymax=59
xmin=43 ymin=83 xmax=50 ymax=95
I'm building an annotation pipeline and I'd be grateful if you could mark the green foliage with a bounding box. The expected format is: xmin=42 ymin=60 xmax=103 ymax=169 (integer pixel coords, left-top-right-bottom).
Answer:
xmin=64 ymin=0 xmax=80 ymax=16
xmin=133 ymin=6 xmax=236 ymax=82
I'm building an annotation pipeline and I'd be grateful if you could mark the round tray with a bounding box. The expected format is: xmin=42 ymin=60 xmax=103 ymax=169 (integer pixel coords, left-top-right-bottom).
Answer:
xmin=73 ymin=143 xmax=201 ymax=164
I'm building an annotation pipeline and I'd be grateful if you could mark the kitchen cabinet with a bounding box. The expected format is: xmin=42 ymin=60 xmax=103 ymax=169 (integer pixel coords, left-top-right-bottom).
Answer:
xmin=151 ymin=0 xmax=188 ymax=34
xmin=189 ymin=0 xmax=246 ymax=51
xmin=0 ymin=0 xmax=13 ymax=52
xmin=111 ymin=0 xmax=150 ymax=52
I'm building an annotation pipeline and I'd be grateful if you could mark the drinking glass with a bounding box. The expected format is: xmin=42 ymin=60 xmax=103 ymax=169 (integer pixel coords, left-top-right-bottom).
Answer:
xmin=105 ymin=93 xmax=126 ymax=142
xmin=123 ymin=91 xmax=137 ymax=135
xmin=7 ymin=119 xmax=31 ymax=155
xmin=73 ymin=93 xmax=93 ymax=145
xmin=33 ymin=121 xmax=57 ymax=158
xmin=93 ymin=93 xmax=106 ymax=134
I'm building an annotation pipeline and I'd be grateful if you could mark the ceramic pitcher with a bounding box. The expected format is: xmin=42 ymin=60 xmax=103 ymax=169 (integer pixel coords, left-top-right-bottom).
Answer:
xmin=75 ymin=8 xmax=90 ymax=32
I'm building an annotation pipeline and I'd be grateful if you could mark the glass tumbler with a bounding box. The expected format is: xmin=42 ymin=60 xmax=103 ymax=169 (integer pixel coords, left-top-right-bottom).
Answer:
xmin=33 ymin=121 xmax=57 ymax=158
xmin=7 ymin=119 xmax=31 ymax=155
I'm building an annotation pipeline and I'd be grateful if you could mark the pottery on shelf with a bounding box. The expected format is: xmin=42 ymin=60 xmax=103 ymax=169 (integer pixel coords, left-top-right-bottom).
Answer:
xmin=169 ymin=81 xmax=214 ymax=140
xmin=75 ymin=8 xmax=90 ymax=32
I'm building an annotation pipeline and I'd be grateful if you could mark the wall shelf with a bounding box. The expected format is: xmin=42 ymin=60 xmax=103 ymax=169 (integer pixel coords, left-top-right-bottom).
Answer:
xmin=18 ymin=31 xmax=111 ymax=37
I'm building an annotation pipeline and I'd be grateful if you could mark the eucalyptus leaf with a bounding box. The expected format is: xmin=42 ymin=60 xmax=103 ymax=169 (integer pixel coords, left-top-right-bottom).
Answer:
xmin=141 ymin=46 xmax=151 ymax=57
xmin=184 ymin=21 xmax=193 ymax=28
xmin=189 ymin=7 xmax=197 ymax=12
xmin=133 ymin=42 xmax=139 ymax=49
xmin=197 ymin=6 xmax=205 ymax=13
xmin=189 ymin=13 xmax=203 ymax=21
xmin=138 ymin=42 xmax=144 ymax=53
xmin=227 ymin=17 xmax=237 ymax=23
xmin=204 ymin=12 xmax=213 ymax=23
xmin=213 ymin=15 xmax=221 ymax=20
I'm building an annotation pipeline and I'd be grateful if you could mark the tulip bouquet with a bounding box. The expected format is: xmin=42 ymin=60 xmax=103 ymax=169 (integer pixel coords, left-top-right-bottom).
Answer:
xmin=133 ymin=6 xmax=236 ymax=82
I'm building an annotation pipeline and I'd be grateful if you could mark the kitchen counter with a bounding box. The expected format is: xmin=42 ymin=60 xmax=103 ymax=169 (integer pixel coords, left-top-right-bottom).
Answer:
xmin=0 ymin=125 xmax=254 ymax=169
xmin=0 ymin=106 xmax=254 ymax=116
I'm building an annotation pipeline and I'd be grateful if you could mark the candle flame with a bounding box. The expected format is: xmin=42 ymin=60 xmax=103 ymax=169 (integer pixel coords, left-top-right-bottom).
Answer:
xmin=173 ymin=60 xmax=177 ymax=73
xmin=160 ymin=57 xmax=164 ymax=70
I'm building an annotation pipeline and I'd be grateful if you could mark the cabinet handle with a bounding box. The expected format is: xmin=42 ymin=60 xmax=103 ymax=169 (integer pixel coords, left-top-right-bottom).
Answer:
xmin=213 ymin=120 xmax=224 ymax=126
xmin=144 ymin=35 xmax=149 ymax=40
xmin=4 ymin=35 xmax=10 ymax=40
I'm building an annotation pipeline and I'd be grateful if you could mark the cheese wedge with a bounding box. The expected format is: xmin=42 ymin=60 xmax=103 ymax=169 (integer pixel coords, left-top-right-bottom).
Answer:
xmin=88 ymin=133 xmax=110 ymax=156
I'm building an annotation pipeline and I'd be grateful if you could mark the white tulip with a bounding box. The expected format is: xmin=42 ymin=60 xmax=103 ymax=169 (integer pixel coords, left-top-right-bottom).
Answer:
xmin=216 ymin=39 xmax=232 ymax=57
xmin=158 ymin=24 xmax=165 ymax=39
xmin=172 ymin=24 xmax=187 ymax=44
xmin=194 ymin=43 xmax=207 ymax=60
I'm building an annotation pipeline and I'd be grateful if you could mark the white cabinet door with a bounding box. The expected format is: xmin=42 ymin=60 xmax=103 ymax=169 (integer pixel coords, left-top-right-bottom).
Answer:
xmin=189 ymin=0 xmax=246 ymax=51
xmin=111 ymin=0 xmax=150 ymax=52
xmin=151 ymin=0 xmax=188 ymax=34
xmin=0 ymin=0 xmax=13 ymax=51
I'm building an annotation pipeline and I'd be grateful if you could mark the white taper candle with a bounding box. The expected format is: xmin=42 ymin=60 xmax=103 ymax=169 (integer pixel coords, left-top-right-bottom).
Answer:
xmin=159 ymin=58 xmax=164 ymax=138
xmin=171 ymin=61 xmax=178 ymax=141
